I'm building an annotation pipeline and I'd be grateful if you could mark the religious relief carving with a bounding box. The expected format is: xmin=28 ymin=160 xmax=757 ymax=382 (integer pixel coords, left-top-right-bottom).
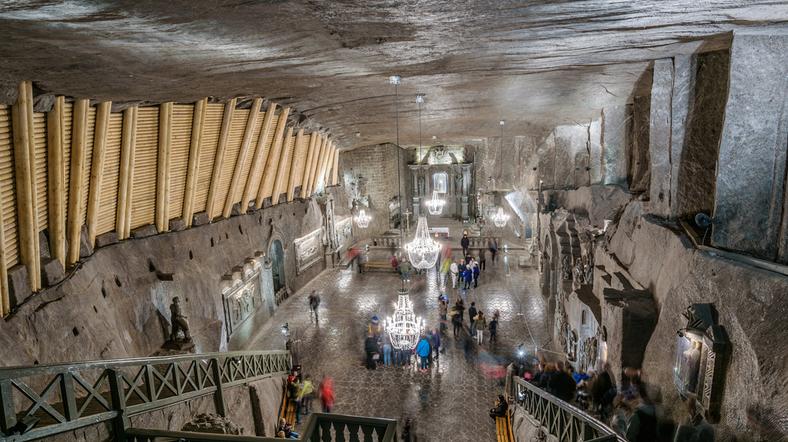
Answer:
xmin=335 ymin=217 xmax=353 ymax=252
xmin=561 ymin=255 xmax=572 ymax=280
xmin=221 ymin=258 xmax=266 ymax=341
xmin=294 ymin=228 xmax=323 ymax=274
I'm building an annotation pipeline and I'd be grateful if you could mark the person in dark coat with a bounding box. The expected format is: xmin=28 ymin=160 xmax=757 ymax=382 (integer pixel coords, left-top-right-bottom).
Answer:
xmin=489 ymin=395 xmax=508 ymax=419
xmin=488 ymin=238 xmax=499 ymax=264
xmin=460 ymin=233 xmax=470 ymax=258
xmin=463 ymin=268 xmax=473 ymax=289
xmin=549 ymin=362 xmax=577 ymax=402
xmin=472 ymin=262 xmax=480 ymax=287
xmin=364 ymin=333 xmax=379 ymax=370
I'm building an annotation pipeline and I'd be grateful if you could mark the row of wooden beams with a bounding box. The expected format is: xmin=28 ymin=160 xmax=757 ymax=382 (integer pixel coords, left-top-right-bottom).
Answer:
xmin=316 ymin=140 xmax=333 ymax=193
xmin=224 ymin=98 xmax=262 ymax=218
xmin=0 ymin=180 xmax=6 ymax=314
xmin=86 ymin=101 xmax=111 ymax=246
xmin=241 ymin=102 xmax=277 ymax=214
xmin=46 ymin=96 xmax=66 ymax=268
xmin=183 ymin=98 xmax=206 ymax=228
xmin=206 ymin=98 xmax=236 ymax=219
xmin=66 ymin=99 xmax=89 ymax=267
xmin=12 ymin=81 xmax=41 ymax=289
xmin=305 ymin=135 xmax=324 ymax=197
xmin=287 ymin=128 xmax=306 ymax=202
xmin=116 ymin=107 xmax=138 ymax=240
xmin=300 ymin=133 xmax=318 ymax=199
xmin=257 ymin=107 xmax=290 ymax=208
xmin=156 ymin=102 xmax=173 ymax=232
xmin=272 ymin=127 xmax=294 ymax=204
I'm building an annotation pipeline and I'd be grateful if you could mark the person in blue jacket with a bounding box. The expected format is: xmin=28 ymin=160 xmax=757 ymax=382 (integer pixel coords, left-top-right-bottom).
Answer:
xmin=415 ymin=335 xmax=432 ymax=370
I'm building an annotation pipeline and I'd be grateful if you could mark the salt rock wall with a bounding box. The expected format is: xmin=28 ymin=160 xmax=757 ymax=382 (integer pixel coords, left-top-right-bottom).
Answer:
xmin=0 ymin=198 xmax=326 ymax=367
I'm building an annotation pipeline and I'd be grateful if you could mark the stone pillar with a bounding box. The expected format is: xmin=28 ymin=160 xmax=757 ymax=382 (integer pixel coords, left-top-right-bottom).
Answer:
xmin=629 ymin=69 xmax=652 ymax=193
xmin=601 ymin=105 xmax=628 ymax=187
xmin=461 ymin=165 xmax=471 ymax=220
xmin=538 ymin=131 xmax=556 ymax=189
xmin=589 ymin=118 xmax=603 ymax=185
xmin=410 ymin=165 xmax=420 ymax=217
xmin=648 ymin=58 xmax=674 ymax=217
xmin=712 ymin=32 xmax=788 ymax=262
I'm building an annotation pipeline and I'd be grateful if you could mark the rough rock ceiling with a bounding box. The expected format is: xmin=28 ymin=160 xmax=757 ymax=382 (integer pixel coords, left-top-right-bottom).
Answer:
xmin=0 ymin=1 xmax=786 ymax=149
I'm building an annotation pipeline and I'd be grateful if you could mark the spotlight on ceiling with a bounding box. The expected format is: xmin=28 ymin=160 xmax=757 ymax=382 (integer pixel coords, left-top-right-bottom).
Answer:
xmin=432 ymin=135 xmax=437 ymax=140
xmin=416 ymin=93 xmax=425 ymax=104
xmin=389 ymin=75 xmax=401 ymax=85
xmin=499 ymin=120 xmax=506 ymax=126
xmin=355 ymin=132 xmax=361 ymax=137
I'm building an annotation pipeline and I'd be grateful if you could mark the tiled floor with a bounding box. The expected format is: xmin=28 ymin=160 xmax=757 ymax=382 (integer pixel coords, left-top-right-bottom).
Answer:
xmin=243 ymin=250 xmax=550 ymax=441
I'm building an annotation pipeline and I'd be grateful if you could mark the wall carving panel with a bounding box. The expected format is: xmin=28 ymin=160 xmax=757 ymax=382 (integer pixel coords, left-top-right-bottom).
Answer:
xmin=221 ymin=258 xmax=265 ymax=341
xmin=294 ymin=228 xmax=323 ymax=274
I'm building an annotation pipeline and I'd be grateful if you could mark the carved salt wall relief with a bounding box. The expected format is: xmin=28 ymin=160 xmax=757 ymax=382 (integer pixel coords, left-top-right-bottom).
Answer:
xmin=221 ymin=259 xmax=265 ymax=341
xmin=294 ymin=228 xmax=323 ymax=274
xmin=335 ymin=217 xmax=353 ymax=252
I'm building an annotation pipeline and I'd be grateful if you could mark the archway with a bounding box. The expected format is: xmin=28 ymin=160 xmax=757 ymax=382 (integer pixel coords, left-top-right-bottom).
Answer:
xmin=269 ymin=239 xmax=286 ymax=295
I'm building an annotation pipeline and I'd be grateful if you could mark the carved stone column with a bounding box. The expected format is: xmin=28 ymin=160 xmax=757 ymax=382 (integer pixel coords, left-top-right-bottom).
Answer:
xmin=460 ymin=164 xmax=472 ymax=220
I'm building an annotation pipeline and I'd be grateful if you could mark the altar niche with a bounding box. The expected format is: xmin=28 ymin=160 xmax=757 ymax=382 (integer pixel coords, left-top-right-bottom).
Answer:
xmin=408 ymin=163 xmax=473 ymax=221
xmin=673 ymin=303 xmax=729 ymax=422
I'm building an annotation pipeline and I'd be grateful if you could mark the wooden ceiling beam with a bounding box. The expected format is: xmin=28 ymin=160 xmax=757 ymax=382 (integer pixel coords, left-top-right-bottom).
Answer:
xmin=206 ymin=98 xmax=236 ymax=219
xmin=65 ymin=98 xmax=89 ymax=267
xmin=46 ymin=96 xmax=66 ymax=268
xmin=116 ymin=106 xmax=138 ymax=240
xmin=287 ymin=128 xmax=306 ymax=202
xmin=241 ymin=102 xmax=277 ymax=213
xmin=86 ymin=101 xmax=111 ymax=246
xmin=300 ymin=133 xmax=318 ymax=199
xmin=256 ymin=107 xmax=290 ymax=208
xmin=272 ymin=127 xmax=294 ymax=204
xmin=155 ymin=102 xmax=173 ymax=232
xmin=182 ymin=98 xmax=206 ymax=228
xmin=224 ymin=97 xmax=261 ymax=218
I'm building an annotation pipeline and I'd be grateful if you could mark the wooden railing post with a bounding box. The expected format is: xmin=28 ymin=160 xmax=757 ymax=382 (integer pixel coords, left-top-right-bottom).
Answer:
xmin=108 ymin=368 xmax=128 ymax=441
xmin=210 ymin=358 xmax=226 ymax=417
xmin=0 ymin=379 xmax=16 ymax=434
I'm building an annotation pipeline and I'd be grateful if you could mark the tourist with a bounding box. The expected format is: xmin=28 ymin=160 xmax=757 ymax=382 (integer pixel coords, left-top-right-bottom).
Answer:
xmin=319 ymin=376 xmax=335 ymax=413
xmin=451 ymin=303 xmax=463 ymax=337
xmin=478 ymin=248 xmax=486 ymax=271
xmin=368 ymin=316 xmax=383 ymax=339
xmin=489 ymin=395 xmax=508 ymax=420
xmin=308 ymin=290 xmax=321 ymax=324
xmin=589 ymin=364 xmax=616 ymax=419
xmin=488 ymin=238 xmax=499 ymax=264
xmin=277 ymin=418 xmax=299 ymax=439
xmin=287 ymin=369 xmax=299 ymax=405
xmin=399 ymin=259 xmax=412 ymax=282
xmin=416 ymin=334 xmax=431 ymax=370
xmin=438 ymin=300 xmax=448 ymax=334
xmin=673 ymin=395 xmax=714 ymax=442
xmin=449 ymin=260 xmax=459 ymax=289
xmin=472 ymin=260 xmax=480 ymax=288
xmin=463 ymin=266 xmax=473 ymax=289
xmin=390 ymin=254 xmax=399 ymax=273
xmin=625 ymin=383 xmax=658 ymax=442
xmin=549 ymin=361 xmax=577 ymax=402
xmin=296 ymin=374 xmax=314 ymax=422
xmin=468 ymin=302 xmax=478 ymax=335
xmin=364 ymin=333 xmax=379 ymax=370
xmin=461 ymin=233 xmax=470 ymax=257
xmin=383 ymin=335 xmax=393 ymax=367
xmin=432 ymin=327 xmax=442 ymax=355
xmin=474 ymin=311 xmax=487 ymax=345
xmin=488 ymin=315 xmax=498 ymax=343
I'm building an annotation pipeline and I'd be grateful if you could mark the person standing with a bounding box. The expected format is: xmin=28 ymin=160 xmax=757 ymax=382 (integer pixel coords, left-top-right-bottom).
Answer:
xmin=472 ymin=261 xmax=480 ymax=288
xmin=475 ymin=311 xmax=487 ymax=345
xmin=451 ymin=302 xmax=463 ymax=337
xmin=489 ymin=315 xmax=498 ymax=343
xmin=399 ymin=259 xmax=412 ymax=282
xmin=479 ymin=248 xmax=486 ymax=271
xmin=463 ymin=267 xmax=473 ymax=290
xmin=461 ymin=233 xmax=470 ymax=258
xmin=488 ymin=238 xmax=498 ymax=264
xmin=450 ymin=260 xmax=459 ymax=289
xmin=364 ymin=333 xmax=379 ymax=370
xmin=297 ymin=374 xmax=314 ymax=421
xmin=438 ymin=300 xmax=448 ymax=334
xmin=390 ymin=254 xmax=399 ymax=273
xmin=383 ymin=335 xmax=393 ymax=367
xmin=319 ymin=376 xmax=335 ymax=413
xmin=308 ymin=291 xmax=321 ymax=324
xmin=468 ymin=302 xmax=478 ymax=337
xmin=416 ymin=335 xmax=431 ymax=371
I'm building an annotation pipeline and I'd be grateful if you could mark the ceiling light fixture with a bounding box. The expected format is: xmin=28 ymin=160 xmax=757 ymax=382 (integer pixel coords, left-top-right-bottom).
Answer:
xmin=354 ymin=209 xmax=371 ymax=229
xmin=492 ymin=206 xmax=510 ymax=228
xmin=406 ymin=216 xmax=441 ymax=269
xmin=385 ymin=288 xmax=424 ymax=350
xmin=425 ymin=190 xmax=446 ymax=216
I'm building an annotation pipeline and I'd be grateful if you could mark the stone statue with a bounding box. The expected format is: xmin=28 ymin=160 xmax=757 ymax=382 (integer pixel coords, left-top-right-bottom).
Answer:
xmin=417 ymin=175 xmax=426 ymax=196
xmin=573 ymin=258 xmax=584 ymax=284
xmin=169 ymin=297 xmax=192 ymax=342
xmin=561 ymin=255 xmax=572 ymax=280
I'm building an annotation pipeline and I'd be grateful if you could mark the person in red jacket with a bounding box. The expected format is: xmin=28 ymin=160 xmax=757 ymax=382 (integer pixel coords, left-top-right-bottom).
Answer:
xmin=319 ymin=375 xmax=335 ymax=413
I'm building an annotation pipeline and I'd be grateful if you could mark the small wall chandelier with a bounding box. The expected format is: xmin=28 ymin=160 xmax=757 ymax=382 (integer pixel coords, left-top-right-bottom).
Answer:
xmin=385 ymin=288 xmax=424 ymax=350
xmin=492 ymin=206 xmax=510 ymax=228
xmin=405 ymin=216 xmax=441 ymax=269
xmin=355 ymin=209 xmax=371 ymax=229
xmin=425 ymin=191 xmax=445 ymax=216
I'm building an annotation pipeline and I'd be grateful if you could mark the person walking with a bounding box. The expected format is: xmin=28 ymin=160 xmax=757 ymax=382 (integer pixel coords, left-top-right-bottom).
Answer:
xmin=488 ymin=238 xmax=498 ymax=264
xmin=438 ymin=300 xmax=448 ymax=334
xmin=478 ymin=249 xmax=486 ymax=271
xmin=472 ymin=261 xmax=480 ymax=288
xmin=451 ymin=303 xmax=463 ymax=338
xmin=474 ymin=311 xmax=487 ymax=345
xmin=468 ymin=302 xmax=478 ymax=336
xmin=450 ymin=260 xmax=459 ymax=289
xmin=319 ymin=376 xmax=335 ymax=413
xmin=461 ymin=233 xmax=470 ymax=258
xmin=489 ymin=315 xmax=498 ymax=343
xmin=296 ymin=374 xmax=314 ymax=421
xmin=416 ymin=335 xmax=431 ymax=371
xmin=308 ymin=291 xmax=321 ymax=324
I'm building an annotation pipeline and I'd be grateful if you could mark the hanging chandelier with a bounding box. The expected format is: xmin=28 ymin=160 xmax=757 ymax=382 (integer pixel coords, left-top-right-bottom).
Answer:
xmin=354 ymin=209 xmax=371 ymax=229
xmin=425 ymin=190 xmax=445 ymax=216
xmin=385 ymin=288 xmax=424 ymax=350
xmin=492 ymin=206 xmax=510 ymax=228
xmin=405 ymin=216 xmax=441 ymax=269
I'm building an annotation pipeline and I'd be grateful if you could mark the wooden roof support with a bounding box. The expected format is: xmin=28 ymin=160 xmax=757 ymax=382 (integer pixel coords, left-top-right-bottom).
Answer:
xmin=241 ymin=102 xmax=277 ymax=213
xmin=300 ymin=133 xmax=318 ymax=198
xmin=116 ymin=107 xmax=138 ymax=240
xmin=287 ymin=128 xmax=306 ymax=202
xmin=46 ymin=96 xmax=66 ymax=267
xmin=224 ymin=97 xmax=262 ymax=218
xmin=182 ymin=98 xmax=206 ymax=227
xmin=86 ymin=101 xmax=111 ymax=246
xmin=272 ymin=127 xmax=294 ymax=204
xmin=12 ymin=81 xmax=40 ymax=290
xmin=0 ymin=179 xmax=6 ymax=314
xmin=316 ymin=140 xmax=333 ymax=193
xmin=256 ymin=107 xmax=290 ymax=208
xmin=206 ymin=98 xmax=236 ymax=219
xmin=156 ymin=102 xmax=173 ymax=232
xmin=65 ymin=98 xmax=89 ymax=267
xmin=331 ymin=148 xmax=340 ymax=186
xmin=306 ymin=135 xmax=326 ymax=197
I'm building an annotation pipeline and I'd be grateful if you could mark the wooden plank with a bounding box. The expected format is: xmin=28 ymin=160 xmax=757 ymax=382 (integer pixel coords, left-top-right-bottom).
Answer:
xmin=23 ymin=83 xmax=40 ymax=289
xmin=271 ymin=127 xmax=294 ymax=204
xmin=86 ymin=101 xmax=111 ymax=246
xmin=316 ymin=140 xmax=333 ymax=193
xmin=331 ymin=147 xmax=340 ymax=186
xmin=156 ymin=102 xmax=173 ymax=232
xmin=116 ymin=107 xmax=137 ymax=239
xmin=0 ymin=174 xmax=6 ymax=314
xmin=11 ymin=81 xmax=40 ymax=289
xmin=307 ymin=136 xmax=327 ymax=196
xmin=66 ymin=98 xmax=89 ymax=267
xmin=183 ymin=98 xmax=206 ymax=227
xmin=206 ymin=98 xmax=235 ymax=219
xmin=223 ymin=98 xmax=261 ymax=218
xmin=287 ymin=129 xmax=306 ymax=202
xmin=241 ymin=102 xmax=276 ymax=213
xmin=300 ymin=133 xmax=318 ymax=198
xmin=46 ymin=96 xmax=66 ymax=267
xmin=256 ymin=107 xmax=290 ymax=208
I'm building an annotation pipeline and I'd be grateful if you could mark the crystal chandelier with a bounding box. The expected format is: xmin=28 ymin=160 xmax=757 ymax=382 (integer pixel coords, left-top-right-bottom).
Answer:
xmin=385 ymin=289 xmax=424 ymax=350
xmin=425 ymin=191 xmax=445 ymax=216
xmin=405 ymin=216 xmax=441 ymax=269
xmin=492 ymin=206 xmax=510 ymax=228
xmin=354 ymin=209 xmax=371 ymax=229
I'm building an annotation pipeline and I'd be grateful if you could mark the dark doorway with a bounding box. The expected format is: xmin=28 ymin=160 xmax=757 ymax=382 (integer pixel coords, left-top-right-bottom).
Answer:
xmin=269 ymin=239 xmax=286 ymax=294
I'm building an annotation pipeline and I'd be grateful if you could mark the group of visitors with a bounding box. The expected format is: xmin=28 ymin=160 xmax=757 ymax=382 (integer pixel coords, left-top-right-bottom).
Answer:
xmin=281 ymin=366 xmax=335 ymax=438
xmin=442 ymin=295 xmax=499 ymax=345
xmin=363 ymin=315 xmax=442 ymax=372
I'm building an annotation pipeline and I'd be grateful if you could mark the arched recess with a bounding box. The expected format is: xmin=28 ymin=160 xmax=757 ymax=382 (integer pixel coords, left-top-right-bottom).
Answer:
xmin=269 ymin=238 xmax=286 ymax=296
